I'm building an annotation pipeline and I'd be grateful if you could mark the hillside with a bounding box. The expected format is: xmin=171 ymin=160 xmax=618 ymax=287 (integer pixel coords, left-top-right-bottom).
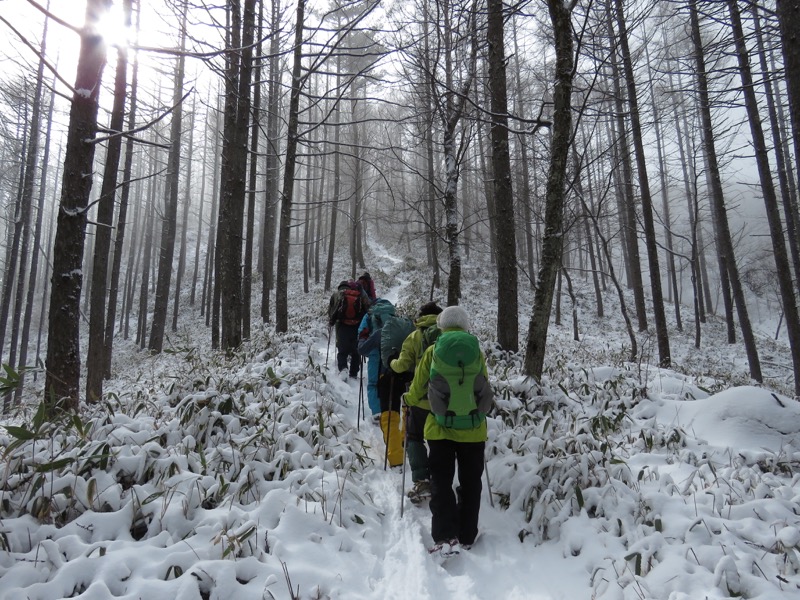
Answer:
xmin=1 ymin=246 xmax=799 ymax=600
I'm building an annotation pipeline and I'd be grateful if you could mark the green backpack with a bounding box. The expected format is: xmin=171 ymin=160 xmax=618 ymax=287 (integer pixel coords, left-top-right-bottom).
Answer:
xmin=420 ymin=324 xmax=440 ymax=353
xmin=369 ymin=299 xmax=395 ymax=332
xmin=428 ymin=330 xmax=492 ymax=429
xmin=380 ymin=315 xmax=415 ymax=368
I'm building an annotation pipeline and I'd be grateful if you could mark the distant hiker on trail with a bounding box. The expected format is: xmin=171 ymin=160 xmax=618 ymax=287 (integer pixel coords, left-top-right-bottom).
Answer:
xmin=358 ymin=272 xmax=377 ymax=304
xmin=358 ymin=298 xmax=406 ymax=467
xmin=328 ymin=280 xmax=370 ymax=380
xmin=389 ymin=301 xmax=443 ymax=504
xmin=402 ymin=305 xmax=494 ymax=559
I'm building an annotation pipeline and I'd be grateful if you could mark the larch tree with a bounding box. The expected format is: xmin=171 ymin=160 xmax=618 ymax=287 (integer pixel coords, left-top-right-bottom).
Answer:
xmin=687 ymin=0 xmax=762 ymax=383
xmin=44 ymin=0 xmax=111 ymax=412
xmin=149 ymin=0 xmax=188 ymax=354
xmin=216 ymin=0 xmax=256 ymax=349
xmin=727 ymin=0 xmax=800 ymax=395
xmin=86 ymin=0 xmax=132 ymax=399
xmin=613 ymin=0 xmax=671 ymax=367
xmin=487 ymin=0 xmax=518 ymax=351
xmin=524 ymin=0 xmax=574 ymax=379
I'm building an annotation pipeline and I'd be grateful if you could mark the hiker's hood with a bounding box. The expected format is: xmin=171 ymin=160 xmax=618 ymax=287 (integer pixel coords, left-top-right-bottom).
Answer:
xmin=437 ymin=306 xmax=470 ymax=331
xmin=415 ymin=313 xmax=439 ymax=328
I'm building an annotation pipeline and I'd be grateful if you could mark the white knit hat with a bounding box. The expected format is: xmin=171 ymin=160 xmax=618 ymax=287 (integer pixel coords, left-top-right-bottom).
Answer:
xmin=437 ymin=305 xmax=470 ymax=331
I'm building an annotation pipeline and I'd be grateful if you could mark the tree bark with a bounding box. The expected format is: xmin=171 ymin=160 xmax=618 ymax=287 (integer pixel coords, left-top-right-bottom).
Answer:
xmin=275 ymin=0 xmax=306 ymax=333
xmin=261 ymin=0 xmax=280 ymax=315
xmin=524 ymin=0 xmax=573 ymax=379
xmin=728 ymin=0 xmax=799 ymax=393
xmin=487 ymin=0 xmax=518 ymax=351
xmin=149 ymin=5 xmax=187 ymax=353
xmin=242 ymin=0 xmax=263 ymax=339
xmin=104 ymin=0 xmax=139 ymax=377
xmin=613 ymin=0 xmax=670 ymax=367
xmin=44 ymin=0 xmax=110 ymax=411
xmin=689 ymin=0 xmax=762 ymax=382
xmin=217 ymin=0 xmax=256 ymax=348
xmin=86 ymin=0 xmax=130 ymax=399
xmin=4 ymin=14 xmax=48 ymax=412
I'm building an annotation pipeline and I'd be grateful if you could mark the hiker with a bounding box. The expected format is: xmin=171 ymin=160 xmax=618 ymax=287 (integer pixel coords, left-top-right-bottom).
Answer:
xmin=402 ymin=305 xmax=494 ymax=557
xmin=389 ymin=301 xmax=443 ymax=504
xmin=358 ymin=299 xmax=405 ymax=467
xmin=358 ymin=272 xmax=377 ymax=304
xmin=328 ymin=280 xmax=370 ymax=379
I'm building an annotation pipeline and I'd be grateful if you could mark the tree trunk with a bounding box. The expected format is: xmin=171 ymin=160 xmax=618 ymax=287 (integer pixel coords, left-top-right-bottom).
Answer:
xmin=775 ymin=0 xmax=800 ymax=188
xmin=728 ymin=0 xmax=799 ymax=393
xmin=44 ymin=0 xmax=110 ymax=411
xmin=262 ymin=0 xmax=281 ymax=315
xmin=751 ymin=4 xmax=800 ymax=297
xmin=242 ymin=0 xmax=263 ymax=339
xmin=172 ymin=103 xmax=194 ymax=332
xmin=524 ymin=0 xmax=573 ymax=379
xmin=149 ymin=8 xmax=187 ymax=353
xmin=606 ymin=9 xmax=647 ymax=332
xmin=275 ymin=0 xmax=306 ymax=333
xmin=190 ymin=100 xmax=210 ymax=307
xmin=4 ymin=15 xmax=48 ymax=411
xmin=104 ymin=0 xmax=140 ymax=377
xmin=511 ymin=20 xmax=536 ymax=286
xmin=613 ymin=0 xmax=670 ymax=367
xmin=324 ymin=72 xmax=341 ymax=295
xmin=689 ymin=0 xmax=762 ymax=382
xmin=487 ymin=0 xmax=518 ymax=351
xmin=86 ymin=0 xmax=130 ymax=400
xmin=136 ymin=151 xmax=158 ymax=350
xmin=217 ymin=0 xmax=256 ymax=349
xmin=14 ymin=69 xmax=56 ymax=406
xmin=643 ymin=37 xmax=681 ymax=332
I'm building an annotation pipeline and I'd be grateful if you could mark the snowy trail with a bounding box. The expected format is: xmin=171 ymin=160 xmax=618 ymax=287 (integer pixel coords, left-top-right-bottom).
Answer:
xmin=314 ymin=263 xmax=590 ymax=598
xmin=314 ymin=324 xmax=589 ymax=599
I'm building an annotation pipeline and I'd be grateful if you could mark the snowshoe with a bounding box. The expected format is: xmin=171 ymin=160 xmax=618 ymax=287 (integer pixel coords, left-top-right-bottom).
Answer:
xmin=429 ymin=538 xmax=460 ymax=563
xmin=407 ymin=479 xmax=431 ymax=504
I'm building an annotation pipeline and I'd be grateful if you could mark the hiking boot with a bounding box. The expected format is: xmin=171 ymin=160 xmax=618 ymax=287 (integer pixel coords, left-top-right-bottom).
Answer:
xmin=339 ymin=369 xmax=349 ymax=382
xmin=407 ymin=479 xmax=431 ymax=504
xmin=371 ymin=414 xmax=381 ymax=425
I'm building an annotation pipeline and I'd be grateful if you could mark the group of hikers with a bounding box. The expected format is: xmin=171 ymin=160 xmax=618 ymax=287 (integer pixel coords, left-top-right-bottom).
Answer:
xmin=327 ymin=273 xmax=494 ymax=559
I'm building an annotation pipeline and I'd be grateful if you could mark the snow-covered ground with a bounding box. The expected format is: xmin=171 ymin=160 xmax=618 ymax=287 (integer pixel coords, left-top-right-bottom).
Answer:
xmin=1 ymin=246 xmax=799 ymax=600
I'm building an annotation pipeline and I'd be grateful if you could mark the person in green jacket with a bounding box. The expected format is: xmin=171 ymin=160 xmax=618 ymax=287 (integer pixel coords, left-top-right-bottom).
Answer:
xmin=402 ymin=305 xmax=493 ymax=557
xmin=389 ymin=301 xmax=443 ymax=503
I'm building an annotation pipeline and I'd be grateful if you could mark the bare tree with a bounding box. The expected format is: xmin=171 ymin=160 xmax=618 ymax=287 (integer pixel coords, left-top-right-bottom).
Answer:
xmin=275 ymin=0 xmax=306 ymax=333
xmin=104 ymin=0 xmax=141 ymax=378
xmin=487 ymin=0 xmax=518 ymax=351
xmin=44 ymin=0 xmax=111 ymax=411
xmin=524 ymin=0 xmax=574 ymax=379
xmin=612 ymin=0 xmax=671 ymax=367
xmin=149 ymin=1 xmax=188 ymax=353
xmin=87 ymin=0 xmax=132 ymax=399
xmin=688 ymin=0 xmax=761 ymax=382
xmin=727 ymin=0 xmax=799 ymax=394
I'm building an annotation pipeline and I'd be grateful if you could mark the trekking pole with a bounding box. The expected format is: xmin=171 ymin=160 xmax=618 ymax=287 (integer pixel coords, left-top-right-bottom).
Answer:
xmin=325 ymin=325 xmax=332 ymax=367
xmin=383 ymin=408 xmax=391 ymax=470
xmin=357 ymin=356 xmax=365 ymax=430
xmin=359 ymin=356 xmax=365 ymax=422
xmin=400 ymin=403 xmax=408 ymax=518
xmin=484 ymin=453 xmax=494 ymax=508
xmin=383 ymin=375 xmax=395 ymax=471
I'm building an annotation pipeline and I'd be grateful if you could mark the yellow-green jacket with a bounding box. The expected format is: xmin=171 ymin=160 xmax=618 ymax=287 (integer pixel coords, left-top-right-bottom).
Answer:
xmin=389 ymin=313 xmax=439 ymax=384
xmin=403 ymin=326 xmax=492 ymax=442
